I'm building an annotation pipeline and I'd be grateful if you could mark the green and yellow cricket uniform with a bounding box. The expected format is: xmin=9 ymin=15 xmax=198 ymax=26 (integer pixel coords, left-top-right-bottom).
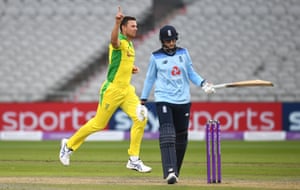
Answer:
xmin=67 ymin=34 xmax=147 ymax=157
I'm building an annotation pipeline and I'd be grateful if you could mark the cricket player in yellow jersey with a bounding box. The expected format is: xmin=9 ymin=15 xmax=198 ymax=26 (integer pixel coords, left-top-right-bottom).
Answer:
xmin=59 ymin=7 xmax=152 ymax=173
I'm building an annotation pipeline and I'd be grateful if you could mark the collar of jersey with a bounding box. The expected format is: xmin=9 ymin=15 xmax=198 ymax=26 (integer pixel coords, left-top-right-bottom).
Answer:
xmin=119 ymin=33 xmax=128 ymax=40
xmin=119 ymin=33 xmax=133 ymax=47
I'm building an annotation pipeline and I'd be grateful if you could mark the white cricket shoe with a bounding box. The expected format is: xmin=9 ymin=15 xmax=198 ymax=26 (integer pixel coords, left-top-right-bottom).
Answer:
xmin=59 ymin=138 xmax=73 ymax=166
xmin=126 ymin=159 xmax=152 ymax=173
xmin=166 ymin=172 xmax=178 ymax=184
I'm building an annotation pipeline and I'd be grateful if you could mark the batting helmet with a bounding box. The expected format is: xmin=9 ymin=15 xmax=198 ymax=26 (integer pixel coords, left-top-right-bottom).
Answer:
xmin=159 ymin=25 xmax=178 ymax=42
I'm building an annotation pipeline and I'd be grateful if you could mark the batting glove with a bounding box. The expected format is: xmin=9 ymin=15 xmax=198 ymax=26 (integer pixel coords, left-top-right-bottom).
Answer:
xmin=136 ymin=104 xmax=148 ymax=121
xmin=202 ymin=81 xmax=216 ymax=94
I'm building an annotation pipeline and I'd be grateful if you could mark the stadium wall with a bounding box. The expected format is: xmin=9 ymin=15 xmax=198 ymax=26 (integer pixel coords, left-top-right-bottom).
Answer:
xmin=0 ymin=102 xmax=299 ymax=141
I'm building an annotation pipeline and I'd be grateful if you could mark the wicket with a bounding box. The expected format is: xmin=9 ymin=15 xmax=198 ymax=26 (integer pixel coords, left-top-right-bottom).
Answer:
xmin=205 ymin=119 xmax=221 ymax=183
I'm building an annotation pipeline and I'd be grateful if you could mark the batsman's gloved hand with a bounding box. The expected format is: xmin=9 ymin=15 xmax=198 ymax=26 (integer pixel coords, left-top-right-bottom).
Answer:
xmin=136 ymin=104 xmax=148 ymax=121
xmin=202 ymin=81 xmax=216 ymax=94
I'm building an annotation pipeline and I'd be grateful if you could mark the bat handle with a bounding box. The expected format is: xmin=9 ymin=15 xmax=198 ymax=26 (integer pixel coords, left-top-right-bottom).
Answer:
xmin=212 ymin=84 xmax=227 ymax=89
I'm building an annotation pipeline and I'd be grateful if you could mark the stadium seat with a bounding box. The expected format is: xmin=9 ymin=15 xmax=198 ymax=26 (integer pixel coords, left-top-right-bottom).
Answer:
xmin=0 ymin=0 xmax=299 ymax=102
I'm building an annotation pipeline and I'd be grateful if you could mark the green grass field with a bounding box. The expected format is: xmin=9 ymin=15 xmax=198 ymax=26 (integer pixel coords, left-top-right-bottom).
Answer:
xmin=0 ymin=140 xmax=299 ymax=190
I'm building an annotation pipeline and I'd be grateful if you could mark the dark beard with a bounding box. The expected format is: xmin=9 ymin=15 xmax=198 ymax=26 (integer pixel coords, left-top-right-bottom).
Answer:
xmin=162 ymin=46 xmax=177 ymax=56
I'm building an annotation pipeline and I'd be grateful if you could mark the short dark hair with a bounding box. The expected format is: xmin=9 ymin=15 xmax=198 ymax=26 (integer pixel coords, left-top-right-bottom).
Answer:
xmin=120 ymin=16 xmax=136 ymax=32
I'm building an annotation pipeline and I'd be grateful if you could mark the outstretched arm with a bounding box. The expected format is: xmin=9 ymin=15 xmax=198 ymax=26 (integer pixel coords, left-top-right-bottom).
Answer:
xmin=111 ymin=6 xmax=124 ymax=48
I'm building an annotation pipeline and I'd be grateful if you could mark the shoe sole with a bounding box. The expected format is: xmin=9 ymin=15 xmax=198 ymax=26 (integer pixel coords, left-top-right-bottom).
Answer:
xmin=166 ymin=173 xmax=178 ymax=184
xmin=59 ymin=139 xmax=70 ymax=166
xmin=167 ymin=176 xmax=177 ymax=184
xmin=126 ymin=165 xmax=152 ymax=173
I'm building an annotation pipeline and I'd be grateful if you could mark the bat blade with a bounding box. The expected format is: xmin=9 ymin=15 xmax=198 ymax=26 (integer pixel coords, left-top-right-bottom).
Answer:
xmin=213 ymin=80 xmax=274 ymax=89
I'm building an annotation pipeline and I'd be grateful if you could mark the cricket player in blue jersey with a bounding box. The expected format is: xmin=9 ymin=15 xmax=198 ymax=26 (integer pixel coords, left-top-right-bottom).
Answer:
xmin=140 ymin=25 xmax=215 ymax=184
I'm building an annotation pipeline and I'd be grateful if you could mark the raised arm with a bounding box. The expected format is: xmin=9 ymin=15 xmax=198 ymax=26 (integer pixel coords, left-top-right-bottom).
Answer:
xmin=111 ymin=6 xmax=124 ymax=48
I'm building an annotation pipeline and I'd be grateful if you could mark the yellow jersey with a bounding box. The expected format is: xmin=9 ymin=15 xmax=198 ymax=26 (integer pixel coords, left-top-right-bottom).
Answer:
xmin=107 ymin=33 xmax=135 ymax=85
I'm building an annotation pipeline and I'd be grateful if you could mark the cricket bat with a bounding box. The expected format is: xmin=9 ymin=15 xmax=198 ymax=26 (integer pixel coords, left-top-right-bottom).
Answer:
xmin=212 ymin=80 xmax=274 ymax=89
